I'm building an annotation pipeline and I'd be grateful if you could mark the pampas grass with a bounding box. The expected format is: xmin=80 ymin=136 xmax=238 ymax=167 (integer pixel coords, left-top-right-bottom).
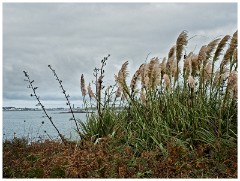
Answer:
xmin=197 ymin=45 xmax=207 ymax=67
xmin=205 ymin=38 xmax=221 ymax=62
xmin=78 ymin=31 xmax=237 ymax=177
xmin=87 ymin=83 xmax=95 ymax=100
xmin=176 ymin=31 xmax=188 ymax=63
xmin=163 ymin=73 xmax=171 ymax=91
xmin=130 ymin=65 xmax=142 ymax=94
xmin=19 ymin=31 xmax=237 ymax=179
xmin=168 ymin=45 xmax=175 ymax=59
xmin=117 ymin=61 xmax=129 ymax=84
xmin=227 ymin=71 xmax=238 ymax=98
xmin=188 ymin=75 xmax=195 ymax=89
xmin=214 ymin=35 xmax=231 ymax=61
xmin=81 ymin=74 xmax=87 ymax=97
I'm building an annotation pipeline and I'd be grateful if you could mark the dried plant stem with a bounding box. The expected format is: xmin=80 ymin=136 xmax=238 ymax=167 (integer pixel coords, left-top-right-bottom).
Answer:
xmin=48 ymin=65 xmax=82 ymax=139
xmin=23 ymin=71 xmax=66 ymax=144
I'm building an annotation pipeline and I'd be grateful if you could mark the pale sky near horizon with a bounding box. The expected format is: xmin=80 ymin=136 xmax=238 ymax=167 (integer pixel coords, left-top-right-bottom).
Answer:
xmin=2 ymin=2 xmax=238 ymax=108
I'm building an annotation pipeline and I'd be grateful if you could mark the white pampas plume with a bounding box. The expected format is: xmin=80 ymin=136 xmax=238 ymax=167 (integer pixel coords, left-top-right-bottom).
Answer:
xmin=188 ymin=75 xmax=195 ymax=89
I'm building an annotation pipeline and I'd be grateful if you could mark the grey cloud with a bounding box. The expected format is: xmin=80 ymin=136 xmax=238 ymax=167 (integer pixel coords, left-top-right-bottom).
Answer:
xmin=3 ymin=3 xmax=237 ymax=108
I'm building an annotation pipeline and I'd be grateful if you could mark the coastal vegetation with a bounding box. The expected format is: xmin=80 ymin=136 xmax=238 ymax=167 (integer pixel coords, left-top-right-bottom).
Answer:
xmin=3 ymin=30 xmax=238 ymax=178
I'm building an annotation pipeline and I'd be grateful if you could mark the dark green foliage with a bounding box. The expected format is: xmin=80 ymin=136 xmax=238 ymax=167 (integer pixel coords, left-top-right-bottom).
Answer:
xmin=27 ymin=168 xmax=44 ymax=178
xmin=50 ymin=166 xmax=66 ymax=178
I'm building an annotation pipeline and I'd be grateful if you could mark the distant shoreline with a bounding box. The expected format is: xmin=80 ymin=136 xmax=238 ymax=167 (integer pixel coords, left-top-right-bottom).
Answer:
xmin=59 ymin=111 xmax=94 ymax=114
xmin=3 ymin=110 xmax=42 ymax=111
xmin=3 ymin=109 xmax=93 ymax=113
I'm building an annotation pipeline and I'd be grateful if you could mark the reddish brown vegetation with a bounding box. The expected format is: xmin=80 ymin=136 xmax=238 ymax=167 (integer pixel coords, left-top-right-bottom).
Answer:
xmin=3 ymin=137 xmax=237 ymax=178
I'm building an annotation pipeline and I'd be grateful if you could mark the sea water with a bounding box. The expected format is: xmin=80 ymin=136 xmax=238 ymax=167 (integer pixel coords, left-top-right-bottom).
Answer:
xmin=3 ymin=111 xmax=86 ymax=142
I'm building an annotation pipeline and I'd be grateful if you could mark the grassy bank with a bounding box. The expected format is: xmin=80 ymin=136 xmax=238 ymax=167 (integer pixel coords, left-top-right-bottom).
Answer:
xmin=3 ymin=30 xmax=238 ymax=178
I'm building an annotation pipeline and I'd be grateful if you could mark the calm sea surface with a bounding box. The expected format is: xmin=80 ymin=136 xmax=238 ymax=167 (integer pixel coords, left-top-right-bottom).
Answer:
xmin=3 ymin=111 xmax=86 ymax=142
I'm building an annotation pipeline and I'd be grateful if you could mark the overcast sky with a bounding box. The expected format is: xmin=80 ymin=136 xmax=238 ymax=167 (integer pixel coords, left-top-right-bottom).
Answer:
xmin=2 ymin=3 xmax=237 ymax=108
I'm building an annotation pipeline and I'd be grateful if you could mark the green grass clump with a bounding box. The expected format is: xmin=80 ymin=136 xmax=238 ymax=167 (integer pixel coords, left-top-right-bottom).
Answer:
xmin=79 ymin=30 xmax=237 ymax=161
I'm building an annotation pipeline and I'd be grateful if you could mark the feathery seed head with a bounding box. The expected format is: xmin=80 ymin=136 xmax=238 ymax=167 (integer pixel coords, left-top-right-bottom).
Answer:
xmin=184 ymin=52 xmax=193 ymax=75
xmin=228 ymin=71 xmax=237 ymax=88
xmin=144 ymin=76 xmax=150 ymax=88
xmin=87 ymin=83 xmax=95 ymax=99
xmin=176 ymin=31 xmax=188 ymax=62
xmin=148 ymin=57 xmax=161 ymax=88
xmin=197 ymin=45 xmax=207 ymax=66
xmin=213 ymin=67 xmax=229 ymax=86
xmin=148 ymin=57 xmax=159 ymax=77
xmin=191 ymin=54 xmax=200 ymax=76
xmin=166 ymin=55 xmax=175 ymax=73
xmin=163 ymin=74 xmax=171 ymax=90
xmin=223 ymin=31 xmax=238 ymax=62
xmin=116 ymin=87 xmax=122 ymax=98
xmin=205 ymin=38 xmax=221 ymax=61
xmin=130 ymin=69 xmax=141 ymax=93
xmin=141 ymin=63 xmax=149 ymax=88
xmin=80 ymin=74 xmax=87 ymax=97
xmin=227 ymin=71 xmax=238 ymax=98
xmin=140 ymin=89 xmax=146 ymax=105
xmin=213 ymin=71 xmax=221 ymax=86
xmin=214 ymin=35 xmax=231 ymax=61
xmin=232 ymin=48 xmax=238 ymax=64
xmin=117 ymin=61 xmax=129 ymax=87
xmin=171 ymin=60 xmax=179 ymax=78
xmin=153 ymin=63 xmax=162 ymax=86
xmin=220 ymin=56 xmax=230 ymax=69
xmin=223 ymin=49 xmax=231 ymax=63
xmin=168 ymin=45 xmax=176 ymax=59
xmin=203 ymin=63 xmax=212 ymax=82
xmin=188 ymin=75 xmax=195 ymax=89
xmin=160 ymin=57 xmax=167 ymax=74
xmin=230 ymin=30 xmax=238 ymax=50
